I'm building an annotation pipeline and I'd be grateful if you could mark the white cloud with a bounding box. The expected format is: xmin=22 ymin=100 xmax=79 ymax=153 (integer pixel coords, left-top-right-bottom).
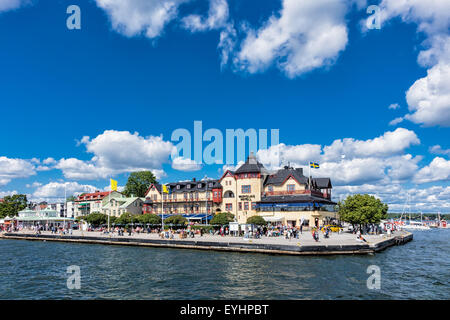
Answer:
xmin=429 ymin=145 xmax=450 ymax=156
xmin=334 ymin=184 xmax=450 ymax=213
xmin=414 ymin=157 xmax=450 ymax=183
xmin=221 ymin=160 xmax=244 ymax=173
xmin=32 ymin=182 xmax=99 ymax=200
xmin=172 ymin=157 xmax=202 ymax=171
xmin=95 ymin=0 xmax=190 ymax=39
xmin=374 ymin=1 xmax=450 ymax=127
xmin=388 ymin=103 xmax=400 ymax=110
xmin=322 ymin=128 xmax=420 ymax=161
xmin=0 ymin=190 xmax=18 ymax=198
xmin=389 ymin=117 xmax=404 ymax=126
xmin=404 ymin=62 xmax=450 ymax=127
xmin=0 ymin=0 xmax=27 ymax=12
xmin=0 ymin=156 xmax=36 ymax=185
xmin=234 ymin=0 xmax=350 ymax=78
xmin=55 ymin=130 xmax=175 ymax=180
xmin=257 ymin=128 xmax=421 ymax=186
xmin=182 ymin=0 xmax=229 ymax=32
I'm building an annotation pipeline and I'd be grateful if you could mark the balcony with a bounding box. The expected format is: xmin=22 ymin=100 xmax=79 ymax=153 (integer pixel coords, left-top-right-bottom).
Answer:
xmin=264 ymin=190 xmax=328 ymax=198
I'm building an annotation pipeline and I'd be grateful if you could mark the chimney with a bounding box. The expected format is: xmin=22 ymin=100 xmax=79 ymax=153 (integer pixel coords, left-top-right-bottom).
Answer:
xmin=193 ymin=178 xmax=196 ymax=182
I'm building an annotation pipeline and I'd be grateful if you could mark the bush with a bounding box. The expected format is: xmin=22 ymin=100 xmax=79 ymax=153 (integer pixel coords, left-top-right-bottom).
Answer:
xmin=138 ymin=214 xmax=161 ymax=225
xmin=210 ymin=212 xmax=234 ymax=225
xmin=84 ymin=212 xmax=108 ymax=226
xmin=164 ymin=215 xmax=187 ymax=225
xmin=247 ymin=215 xmax=267 ymax=226
xmin=116 ymin=212 xmax=140 ymax=225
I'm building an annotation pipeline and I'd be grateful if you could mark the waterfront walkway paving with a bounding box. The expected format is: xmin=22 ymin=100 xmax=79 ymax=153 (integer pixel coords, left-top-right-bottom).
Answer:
xmin=8 ymin=229 xmax=406 ymax=247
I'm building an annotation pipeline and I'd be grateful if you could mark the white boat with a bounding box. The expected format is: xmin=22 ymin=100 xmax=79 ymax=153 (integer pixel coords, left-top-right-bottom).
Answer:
xmin=396 ymin=195 xmax=430 ymax=230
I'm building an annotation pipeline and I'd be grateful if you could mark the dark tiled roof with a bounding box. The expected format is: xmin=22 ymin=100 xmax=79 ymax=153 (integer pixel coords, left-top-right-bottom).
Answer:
xmin=264 ymin=167 xmax=308 ymax=186
xmin=235 ymin=153 xmax=268 ymax=174
xmin=312 ymin=178 xmax=332 ymax=189
xmin=259 ymin=194 xmax=336 ymax=205
xmin=165 ymin=179 xmax=222 ymax=193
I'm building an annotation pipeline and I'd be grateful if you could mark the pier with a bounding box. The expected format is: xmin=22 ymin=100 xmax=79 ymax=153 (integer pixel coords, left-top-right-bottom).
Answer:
xmin=0 ymin=230 xmax=413 ymax=256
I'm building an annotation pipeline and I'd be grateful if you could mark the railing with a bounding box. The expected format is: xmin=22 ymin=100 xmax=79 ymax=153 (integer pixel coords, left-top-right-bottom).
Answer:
xmin=263 ymin=190 xmax=327 ymax=197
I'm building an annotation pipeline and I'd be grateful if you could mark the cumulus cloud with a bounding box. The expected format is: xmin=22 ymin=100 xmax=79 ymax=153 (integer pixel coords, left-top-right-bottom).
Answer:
xmin=172 ymin=157 xmax=202 ymax=171
xmin=373 ymin=0 xmax=450 ymax=127
xmin=404 ymin=62 xmax=450 ymax=127
xmin=414 ymin=157 xmax=450 ymax=183
xmin=0 ymin=190 xmax=18 ymax=198
xmin=0 ymin=156 xmax=36 ymax=185
xmin=95 ymin=0 xmax=190 ymax=39
xmin=55 ymin=130 xmax=175 ymax=180
xmin=257 ymin=128 xmax=421 ymax=186
xmin=182 ymin=0 xmax=228 ymax=32
xmin=32 ymin=182 xmax=98 ymax=200
xmin=334 ymin=184 xmax=450 ymax=213
xmin=234 ymin=0 xmax=350 ymax=78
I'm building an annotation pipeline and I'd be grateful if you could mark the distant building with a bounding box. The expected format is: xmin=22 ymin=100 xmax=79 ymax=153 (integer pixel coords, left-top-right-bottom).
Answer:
xmin=143 ymin=178 xmax=223 ymax=223
xmin=74 ymin=190 xmax=123 ymax=217
xmin=102 ymin=196 xmax=145 ymax=217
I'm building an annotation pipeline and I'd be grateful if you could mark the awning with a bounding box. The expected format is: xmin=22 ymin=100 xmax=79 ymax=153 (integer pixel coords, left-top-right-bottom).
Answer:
xmin=263 ymin=217 xmax=283 ymax=222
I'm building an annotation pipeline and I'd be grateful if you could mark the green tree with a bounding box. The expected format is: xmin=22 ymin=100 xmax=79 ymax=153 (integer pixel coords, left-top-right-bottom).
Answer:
xmin=247 ymin=215 xmax=267 ymax=225
xmin=138 ymin=214 xmax=161 ymax=225
xmin=210 ymin=212 xmax=234 ymax=225
xmin=66 ymin=195 xmax=76 ymax=202
xmin=123 ymin=171 xmax=158 ymax=197
xmin=116 ymin=212 xmax=140 ymax=225
xmin=338 ymin=194 xmax=388 ymax=230
xmin=0 ymin=194 xmax=28 ymax=218
xmin=84 ymin=212 xmax=108 ymax=226
xmin=164 ymin=215 xmax=187 ymax=225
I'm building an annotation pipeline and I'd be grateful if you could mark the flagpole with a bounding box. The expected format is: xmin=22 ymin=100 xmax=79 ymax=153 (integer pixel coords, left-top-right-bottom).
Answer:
xmin=308 ymin=161 xmax=311 ymax=191
xmin=108 ymin=178 xmax=111 ymax=232
xmin=161 ymin=185 xmax=164 ymax=231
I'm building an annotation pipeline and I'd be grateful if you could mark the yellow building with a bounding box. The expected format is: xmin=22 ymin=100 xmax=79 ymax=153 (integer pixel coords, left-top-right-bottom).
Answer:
xmin=219 ymin=153 xmax=337 ymax=227
xmin=143 ymin=179 xmax=223 ymax=223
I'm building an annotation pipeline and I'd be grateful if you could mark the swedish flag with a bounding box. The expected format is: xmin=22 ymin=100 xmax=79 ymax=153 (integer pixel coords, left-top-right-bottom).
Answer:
xmin=310 ymin=162 xmax=320 ymax=169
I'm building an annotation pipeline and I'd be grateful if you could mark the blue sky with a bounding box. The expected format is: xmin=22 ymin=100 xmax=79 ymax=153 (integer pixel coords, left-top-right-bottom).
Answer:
xmin=0 ymin=0 xmax=449 ymax=212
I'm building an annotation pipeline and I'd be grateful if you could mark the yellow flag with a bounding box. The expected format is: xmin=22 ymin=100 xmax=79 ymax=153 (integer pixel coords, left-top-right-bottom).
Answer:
xmin=110 ymin=179 xmax=118 ymax=191
xmin=162 ymin=185 xmax=169 ymax=194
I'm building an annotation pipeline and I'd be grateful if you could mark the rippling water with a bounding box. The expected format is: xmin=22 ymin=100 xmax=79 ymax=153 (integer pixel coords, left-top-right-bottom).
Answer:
xmin=0 ymin=230 xmax=449 ymax=299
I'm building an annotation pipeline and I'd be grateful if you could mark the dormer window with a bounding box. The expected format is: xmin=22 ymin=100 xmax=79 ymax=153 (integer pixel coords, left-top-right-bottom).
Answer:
xmin=198 ymin=183 xmax=202 ymax=188
xmin=209 ymin=183 xmax=213 ymax=188
xmin=187 ymin=184 xmax=191 ymax=189
xmin=177 ymin=185 xmax=180 ymax=189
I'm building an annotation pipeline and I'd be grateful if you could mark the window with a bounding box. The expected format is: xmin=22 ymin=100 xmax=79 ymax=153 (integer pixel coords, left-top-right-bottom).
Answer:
xmin=252 ymin=202 xmax=257 ymax=210
xmin=209 ymin=183 xmax=213 ymax=188
xmin=287 ymin=184 xmax=295 ymax=192
xmin=195 ymin=192 xmax=199 ymax=200
xmin=177 ymin=185 xmax=180 ymax=189
xmin=214 ymin=191 xmax=218 ymax=197
xmin=268 ymin=185 xmax=273 ymax=192
xmin=226 ymin=203 xmax=232 ymax=211
xmin=241 ymin=185 xmax=251 ymax=193
xmin=238 ymin=202 xmax=242 ymax=210
xmin=244 ymin=202 xmax=249 ymax=210
xmin=187 ymin=184 xmax=191 ymax=189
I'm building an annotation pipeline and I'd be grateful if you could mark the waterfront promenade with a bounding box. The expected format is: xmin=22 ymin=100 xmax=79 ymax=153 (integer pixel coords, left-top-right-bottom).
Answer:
xmin=0 ymin=229 xmax=413 ymax=255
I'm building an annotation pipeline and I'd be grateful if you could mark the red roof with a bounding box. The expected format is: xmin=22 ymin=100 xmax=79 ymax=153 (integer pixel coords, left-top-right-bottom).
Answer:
xmin=0 ymin=199 xmax=3 ymax=203
xmin=76 ymin=191 xmax=112 ymax=201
